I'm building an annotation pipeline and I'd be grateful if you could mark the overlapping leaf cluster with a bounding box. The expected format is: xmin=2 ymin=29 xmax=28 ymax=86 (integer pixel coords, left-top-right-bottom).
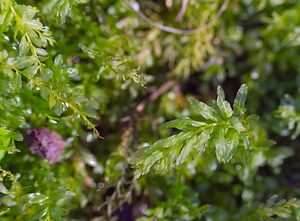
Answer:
xmin=0 ymin=0 xmax=99 ymax=146
xmin=133 ymin=85 xmax=252 ymax=178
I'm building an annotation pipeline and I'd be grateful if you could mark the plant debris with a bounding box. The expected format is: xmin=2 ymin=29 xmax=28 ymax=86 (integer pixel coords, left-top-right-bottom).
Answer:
xmin=25 ymin=128 xmax=67 ymax=164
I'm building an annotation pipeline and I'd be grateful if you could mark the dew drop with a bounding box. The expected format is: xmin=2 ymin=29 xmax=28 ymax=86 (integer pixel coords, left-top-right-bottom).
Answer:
xmin=86 ymin=133 xmax=94 ymax=142
xmin=3 ymin=35 xmax=9 ymax=41
xmin=97 ymin=182 xmax=104 ymax=189
xmin=49 ymin=119 xmax=58 ymax=124
xmin=251 ymin=70 xmax=259 ymax=79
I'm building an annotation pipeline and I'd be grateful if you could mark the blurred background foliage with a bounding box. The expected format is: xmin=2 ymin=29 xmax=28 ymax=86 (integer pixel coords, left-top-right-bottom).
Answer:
xmin=1 ymin=0 xmax=300 ymax=220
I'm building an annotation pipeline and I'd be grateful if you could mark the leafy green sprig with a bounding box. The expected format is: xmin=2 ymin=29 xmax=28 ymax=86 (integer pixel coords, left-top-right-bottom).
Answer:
xmin=133 ymin=84 xmax=253 ymax=178
xmin=0 ymin=0 xmax=100 ymax=137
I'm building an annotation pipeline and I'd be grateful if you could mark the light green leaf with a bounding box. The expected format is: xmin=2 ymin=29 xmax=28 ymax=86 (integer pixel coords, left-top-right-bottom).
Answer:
xmin=162 ymin=117 xmax=206 ymax=132
xmin=0 ymin=183 xmax=8 ymax=194
xmin=12 ymin=131 xmax=23 ymax=141
xmin=0 ymin=151 xmax=6 ymax=162
xmin=48 ymin=94 xmax=56 ymax=109
xmin=23 ymin=64 xmax=39 ymax=76
xmin=14 ymin=72 xmax=22 ymax=92
xmin=195 ymin=127 xmax=214 ymax=153
xmin=234 ymin=84 xmax=248 ymax=115
xmin=189 ymin=97 xmax=218 ymax=122
xmin=176 ymin=136 xmax=197 ymax=166
xmin=214 ymin=128 xmax=239 ymax=163
xmin=54 ymin=54 xmax=63 ymax=66
xmin=217 ymin=86 xmax=233 ymax=118
xmin=213 ymin=127 xmax=226 ymax=163
xmin=0 ymin=128 xmax=11 ymax=151
xmin=54 ymin=102 xmax=65 ymax=116
xmin=22 ymin=193 xmax=49 ymax=207
xmin=19 ymin=36 xmax=30 ymax=56
xmin=241 ymin=134 xmax=250 ymax=149
xmin=10 ymin=57 xmax=33 ymax=69
xmin=36 ymin=48 xmax=48 ymax=56
xmin=230 ymin=117 xmax=246 ymax=132
xmin=40 ymin=68 xmax=53 ymax=82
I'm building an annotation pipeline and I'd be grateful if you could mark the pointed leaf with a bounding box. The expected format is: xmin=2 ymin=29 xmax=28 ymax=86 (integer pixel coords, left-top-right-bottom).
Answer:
xmin=217 ymin=86 xmax=233 ymax=118
xmin=196 ymin=126 xmax=214 ymax=153
xmin=23 ymin=64 xmax=39 ymax=76
xmin=176 ymin=136 xmax=197 ymax=166
xmin=234 ymin=84 xmax=248 ymax=114
xmin=0 ymin=128 xmax=11 ymax=151
xmin=54 ymin=54 xmax=63 ymax=66
xmin=48 ymin=94 xmax=56 ymax=109
xmin=36 ymin=48 xmax=48 ymax=56
xmin=162 ymin=117 xmax=206 ymax=132
xmin=19 ymin=36 xmax=30 ymax=56
xmin=189 ymin=97 xmax=218 ymax=122
xmin=14 ymin=72 xmax=22 ymax=92
xmin=214 ymin=128 xmax=239 ymax=163
xmin=240 ymin=133 xmax=250 ymax=149
xmin=230 ymin=117 xmax=246 ymax=132
xmin=0 ymin=183 xmax=8 ymax=194
xmin=40 ymin=68 xmax=53 ymax=82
